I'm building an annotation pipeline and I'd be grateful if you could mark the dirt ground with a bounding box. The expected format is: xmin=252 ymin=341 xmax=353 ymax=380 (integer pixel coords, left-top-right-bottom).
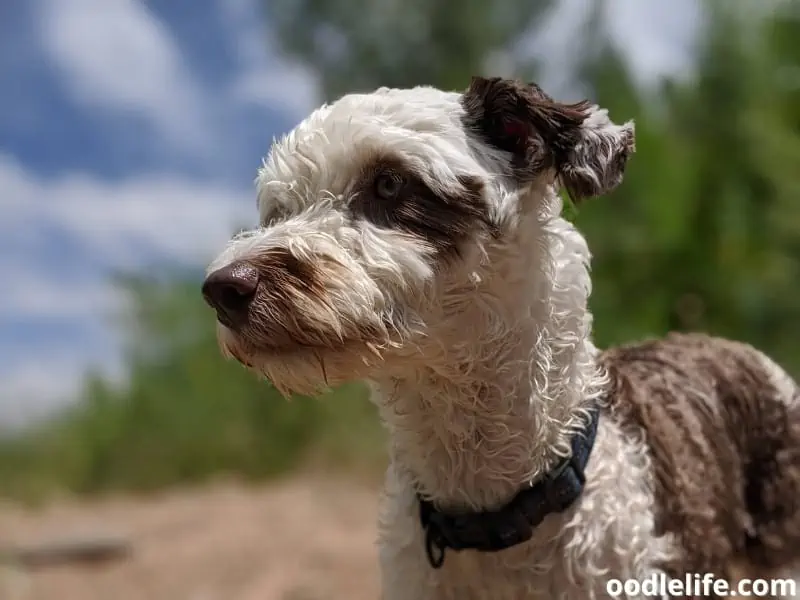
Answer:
xmin=0 ymin=477 xmax=380 ymax=600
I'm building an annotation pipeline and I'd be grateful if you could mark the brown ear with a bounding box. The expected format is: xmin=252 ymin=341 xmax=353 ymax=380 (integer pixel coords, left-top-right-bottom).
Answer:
xmin=461 ymin=76 xmax=635 ymax=201
xmin=558 ymin=106 xmax=635 ymax=202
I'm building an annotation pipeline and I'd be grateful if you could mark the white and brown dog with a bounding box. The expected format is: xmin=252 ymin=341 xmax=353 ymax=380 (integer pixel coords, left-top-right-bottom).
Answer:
xmin=202 ymin=76 xmax=800 ymax=599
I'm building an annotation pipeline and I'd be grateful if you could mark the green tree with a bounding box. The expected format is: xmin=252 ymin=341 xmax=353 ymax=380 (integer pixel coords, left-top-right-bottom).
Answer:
xmin=574 ymin=0 xmax=800 ymax=374
xmin=266 ymin=0 xmax=555 ymax=97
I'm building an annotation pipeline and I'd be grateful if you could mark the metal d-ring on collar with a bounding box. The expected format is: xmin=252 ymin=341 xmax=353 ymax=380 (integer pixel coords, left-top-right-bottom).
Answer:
xmin=417 ymin=403 xmax=600 ymax=569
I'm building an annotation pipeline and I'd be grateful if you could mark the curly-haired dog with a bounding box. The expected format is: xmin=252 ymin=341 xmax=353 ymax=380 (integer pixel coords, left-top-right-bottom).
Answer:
xmin=202 ymin=77 xmax=800 ymax=599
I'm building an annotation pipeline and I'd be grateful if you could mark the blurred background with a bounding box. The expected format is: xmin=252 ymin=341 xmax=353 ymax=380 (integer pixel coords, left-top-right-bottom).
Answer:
xmin=0 ymin=0 xmax=797 ymax=598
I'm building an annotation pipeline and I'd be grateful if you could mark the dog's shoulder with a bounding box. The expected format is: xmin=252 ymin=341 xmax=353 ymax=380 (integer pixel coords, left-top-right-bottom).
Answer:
xmin=598 ymin=331 xmax=796 ymax=414
xmin=596 ymin=332 xmax=800 ymax=574
xmin=596 ymin=330 xmax=795 ymax=461
xmin=601 ymin=331 xmax=783 ymax=396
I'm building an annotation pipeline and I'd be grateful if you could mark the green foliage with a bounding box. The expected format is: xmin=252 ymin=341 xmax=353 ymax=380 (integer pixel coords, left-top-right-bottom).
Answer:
xmin=267 ymin=0 xmax=555 ymax=98
xmin=1 ymin=0 xmax=798 ymax=501
xmin=581 ymin=3 xmax=800 ymax=366
xmin=0 ymin=279 xmax=384 ymax=502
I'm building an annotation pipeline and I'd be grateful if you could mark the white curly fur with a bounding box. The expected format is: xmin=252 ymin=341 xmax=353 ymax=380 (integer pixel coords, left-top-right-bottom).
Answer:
xmin=204 ymin=82 xmax=680 ymax=599
xmin=371 ymin=190 xmax=681 ymax=599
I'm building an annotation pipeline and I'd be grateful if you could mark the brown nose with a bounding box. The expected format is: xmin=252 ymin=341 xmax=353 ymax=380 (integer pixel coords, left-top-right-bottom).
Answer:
xmin=202 ymin=261 xmax=260 ymax=328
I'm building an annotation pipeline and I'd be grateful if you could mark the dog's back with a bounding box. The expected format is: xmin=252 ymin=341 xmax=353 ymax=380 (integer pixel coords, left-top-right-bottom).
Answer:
xmin=601 ymin=332 xmax=800 ymax=583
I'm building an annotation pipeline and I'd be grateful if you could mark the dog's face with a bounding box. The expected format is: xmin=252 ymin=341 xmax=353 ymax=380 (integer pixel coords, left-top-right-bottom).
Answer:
xmin=202 ymin=77 xmax=634 ymax=395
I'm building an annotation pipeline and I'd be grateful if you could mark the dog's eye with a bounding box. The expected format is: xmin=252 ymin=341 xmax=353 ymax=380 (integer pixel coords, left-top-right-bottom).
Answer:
xmin=374 ymin=172 xmax=405 ymax=200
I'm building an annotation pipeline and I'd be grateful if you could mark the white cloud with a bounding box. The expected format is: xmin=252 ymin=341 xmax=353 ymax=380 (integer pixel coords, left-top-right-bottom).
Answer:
xmin=0 ymin=154 xmax=257 ymax=423
xmin=0 ymin=267 xmax=126 ymax=322
xmin=218 ymin=0 xmax=320 ymax=120
xmin=0 ymin=359 xmax=92 ymax=428
xmin=34 ymin=0 xmax=212 ymax=155
xmin=520 ymin=0 xmax=702 ymax=95
xmin=32 ymin=0 xmax=320 ymax=168
xmin=0 ymin=341 xmax=128 ymax=430
xmin=231 ymin=59 xmax=319 ymax=119
xmin=0 ymin=155 xmax=254 ymax=272
xmin=606 ymin=0 xmax=703 ymax=87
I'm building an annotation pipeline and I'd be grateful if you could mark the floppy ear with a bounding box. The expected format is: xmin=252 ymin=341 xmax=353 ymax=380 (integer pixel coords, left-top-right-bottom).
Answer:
xmin=461 ymin=76 xmax=635 ymax=202
xmin=557 ymin=105 xmax=635 ymax=202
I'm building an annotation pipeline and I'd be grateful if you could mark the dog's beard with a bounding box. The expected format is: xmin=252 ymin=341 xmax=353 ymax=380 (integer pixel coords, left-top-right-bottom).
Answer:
xmin=213 ymin=276 xmax=434 ymax=396
xmin=217 ymin=321 xmax=406 ymax=397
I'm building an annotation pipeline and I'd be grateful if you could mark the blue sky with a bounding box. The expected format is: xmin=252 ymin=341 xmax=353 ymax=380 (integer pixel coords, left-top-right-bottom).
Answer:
xmin=0 ymin=0 xmax=700 ymax=426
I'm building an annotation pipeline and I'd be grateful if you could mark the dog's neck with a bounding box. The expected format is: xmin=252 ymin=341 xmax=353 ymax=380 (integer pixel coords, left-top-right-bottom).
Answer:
xmin=373 ymin=190 xmax=607 ymax=511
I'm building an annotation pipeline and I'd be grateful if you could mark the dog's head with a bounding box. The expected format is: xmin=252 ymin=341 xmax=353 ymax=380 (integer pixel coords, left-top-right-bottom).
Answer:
xmin=202 ymin=77 xmax=634 ymax=395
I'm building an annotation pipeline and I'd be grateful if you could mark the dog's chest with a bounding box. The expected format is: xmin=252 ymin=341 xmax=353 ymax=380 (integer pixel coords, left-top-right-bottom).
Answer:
xmin=427 ymin=540 xmax=583 ymax=600
xmin=379 ymin=416 xmax=681 ymax=600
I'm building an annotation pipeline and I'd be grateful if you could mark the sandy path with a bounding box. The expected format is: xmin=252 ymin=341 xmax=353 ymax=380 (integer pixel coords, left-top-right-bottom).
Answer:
xmin=0 ymin=478 xmax=380 ymax=600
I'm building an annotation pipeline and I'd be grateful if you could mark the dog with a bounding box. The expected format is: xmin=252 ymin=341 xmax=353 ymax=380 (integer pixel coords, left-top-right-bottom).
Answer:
xmin=202 ymin=76 xmax=800 ymax=599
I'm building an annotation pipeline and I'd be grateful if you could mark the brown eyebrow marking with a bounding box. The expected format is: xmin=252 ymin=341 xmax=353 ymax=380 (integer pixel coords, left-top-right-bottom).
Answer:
xmin=349 ymin=155 xmax=493 ymax=259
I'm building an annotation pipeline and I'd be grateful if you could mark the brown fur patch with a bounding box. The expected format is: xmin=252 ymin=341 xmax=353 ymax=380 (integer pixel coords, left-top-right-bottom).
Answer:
xmin=460 ymin=76 xmax=591 ymax=182
xmin=350 ymin=155 xmax=492 ymax=259
xmin=251 ymin=248 xmax=327 ymax=301
xmin=559 ymin=125 xmax=635 ymax=201
xmin=238 ymin=248 xmax=384 ymax=353
xmin=600 ymin=333 xmax=800 ymax=587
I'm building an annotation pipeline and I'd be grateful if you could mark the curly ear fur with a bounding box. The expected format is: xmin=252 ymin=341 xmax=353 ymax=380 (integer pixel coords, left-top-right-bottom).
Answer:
xmin=559 ymin=106 xmax=635 ymax=202
xmin=461 ymin=76 xmax=635 ymax=202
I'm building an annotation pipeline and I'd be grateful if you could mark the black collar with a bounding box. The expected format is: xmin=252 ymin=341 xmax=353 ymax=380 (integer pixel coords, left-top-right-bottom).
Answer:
xmin=418 ymin=404 xmax=600 ymax=568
